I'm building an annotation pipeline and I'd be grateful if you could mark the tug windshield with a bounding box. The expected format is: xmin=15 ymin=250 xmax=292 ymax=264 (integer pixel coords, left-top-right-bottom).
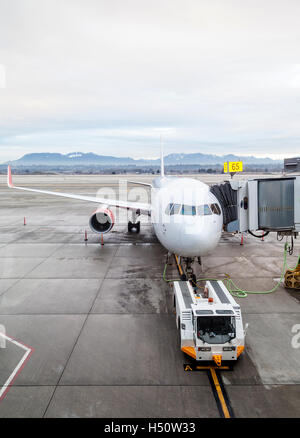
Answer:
xmin=197 ymin=316 xmax=236 ymax=344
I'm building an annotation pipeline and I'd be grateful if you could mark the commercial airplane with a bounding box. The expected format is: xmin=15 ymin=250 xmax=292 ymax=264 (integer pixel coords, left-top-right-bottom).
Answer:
xmin=7 ymin=154 xmax=223 ymax=278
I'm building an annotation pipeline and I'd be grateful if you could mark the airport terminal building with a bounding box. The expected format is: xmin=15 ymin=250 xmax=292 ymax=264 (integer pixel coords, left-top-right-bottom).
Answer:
xmin=284 ymin=157 xmax=300 ymax=173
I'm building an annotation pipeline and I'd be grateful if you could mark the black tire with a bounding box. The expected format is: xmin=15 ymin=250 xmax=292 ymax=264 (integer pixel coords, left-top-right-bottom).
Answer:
xmin=177 ymin=317 xmax=181 ymax=349
xmin=128 ymin=221 xmax=140 ymax=233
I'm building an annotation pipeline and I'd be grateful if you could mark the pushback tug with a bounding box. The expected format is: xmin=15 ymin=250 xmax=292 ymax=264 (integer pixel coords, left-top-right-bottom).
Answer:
xmin=174 ymin=280 xmax=246 ymax=366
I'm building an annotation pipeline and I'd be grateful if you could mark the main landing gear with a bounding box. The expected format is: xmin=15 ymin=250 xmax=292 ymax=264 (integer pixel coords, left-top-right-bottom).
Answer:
xmin=128 ymin=209 xmax=141 ymax=233
xmin=128 ymin=221 xmax=140 ymax=233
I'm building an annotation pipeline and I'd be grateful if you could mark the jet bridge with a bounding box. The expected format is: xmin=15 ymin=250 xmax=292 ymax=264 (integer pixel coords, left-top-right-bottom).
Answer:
xmin=210 ymin=176 xmax=300 ymax=235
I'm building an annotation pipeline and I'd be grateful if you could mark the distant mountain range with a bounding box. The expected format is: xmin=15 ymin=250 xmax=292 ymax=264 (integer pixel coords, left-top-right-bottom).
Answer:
xmin=4 ymin=152 xmax=282 ymax=167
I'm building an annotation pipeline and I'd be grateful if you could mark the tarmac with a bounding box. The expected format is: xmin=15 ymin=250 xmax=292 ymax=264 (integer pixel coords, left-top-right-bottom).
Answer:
xmin=0 ymin=173 xmax=299 ymax=418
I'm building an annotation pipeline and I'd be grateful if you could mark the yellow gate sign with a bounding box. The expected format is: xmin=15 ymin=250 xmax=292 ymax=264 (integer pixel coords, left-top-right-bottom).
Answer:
xmin=228 ymin=161 xmax=243 ymax=173
xmin=223 ymin=162 xmax=228 ymax=173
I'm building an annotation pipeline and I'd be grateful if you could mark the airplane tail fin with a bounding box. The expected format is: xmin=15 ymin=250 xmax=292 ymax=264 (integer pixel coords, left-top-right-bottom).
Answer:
xmin=160 ymin=135 xmax=165 ymax=177
xmin=7 ymin=165 xmax=14 ymax=188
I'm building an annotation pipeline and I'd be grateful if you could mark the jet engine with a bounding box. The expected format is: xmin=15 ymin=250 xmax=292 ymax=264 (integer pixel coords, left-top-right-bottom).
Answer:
xmin=89 ymin=208 xmax=114 ymax=234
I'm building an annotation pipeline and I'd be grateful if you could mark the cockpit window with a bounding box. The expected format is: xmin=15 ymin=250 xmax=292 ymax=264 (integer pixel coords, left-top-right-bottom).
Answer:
xmin=166 ymin=203 xmax=213 ymax=216
xmin=197 ymin=204 xmax=212 ymax=216
xmin=181 ymin=204 xmax=212 ymax=216
xmin=165 ymin=203 xmax=173 ymax=215
xmin=170 ymin=204 xmax=181 ymax=215
xmin=165 ymin=203 xmax=181 ymax=215
xmin=210 ymin=203 xmax=221 ymax=215
xmin=181 ymin=205 xmax=197 ymax=216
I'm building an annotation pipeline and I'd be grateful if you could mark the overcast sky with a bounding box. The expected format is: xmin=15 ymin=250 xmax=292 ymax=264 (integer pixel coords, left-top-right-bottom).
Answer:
xmin=0 ymin=0 xmax=300 ymax=162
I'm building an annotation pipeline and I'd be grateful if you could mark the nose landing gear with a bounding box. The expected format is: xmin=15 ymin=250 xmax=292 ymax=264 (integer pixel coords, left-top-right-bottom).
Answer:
xmin=183 ymin=257 xmax=195 ymax=282
xmin=174 ymin=256 xmax=202 ymax=285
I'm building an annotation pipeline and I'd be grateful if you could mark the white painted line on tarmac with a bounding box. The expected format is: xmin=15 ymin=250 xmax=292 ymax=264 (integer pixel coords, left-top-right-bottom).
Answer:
xmin=0 ymin=333 xmax=34 ymax=400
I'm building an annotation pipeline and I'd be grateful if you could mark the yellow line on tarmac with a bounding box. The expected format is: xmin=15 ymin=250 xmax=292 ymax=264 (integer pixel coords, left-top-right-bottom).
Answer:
xmin=209 ymin=368 xmax=231 ymax=418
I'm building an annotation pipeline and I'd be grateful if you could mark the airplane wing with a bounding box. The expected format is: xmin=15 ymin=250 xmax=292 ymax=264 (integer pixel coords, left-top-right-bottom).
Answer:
xmin=126 ymin=180 xmax=153 ymax=188
xmin=7 ymin=166 xmax=151 ymax=215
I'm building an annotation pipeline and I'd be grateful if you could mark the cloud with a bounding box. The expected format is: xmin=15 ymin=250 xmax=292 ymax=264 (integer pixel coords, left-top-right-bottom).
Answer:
xmin=0 ymin=0 xmax=300 ymax=161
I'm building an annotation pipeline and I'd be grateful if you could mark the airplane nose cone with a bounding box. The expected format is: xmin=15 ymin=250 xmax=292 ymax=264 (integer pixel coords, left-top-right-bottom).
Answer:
xmin=181 ymin=224 xmax=206 ymax=245
xmin=177 ymin=223 xmax=220 ymax=257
